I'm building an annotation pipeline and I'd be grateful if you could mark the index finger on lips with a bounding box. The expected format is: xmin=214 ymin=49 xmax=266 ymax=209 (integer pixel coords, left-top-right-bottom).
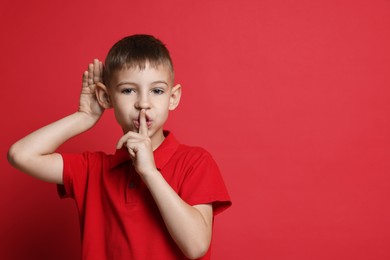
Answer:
xmin=139 ymin=109 xmax=148 ymax=137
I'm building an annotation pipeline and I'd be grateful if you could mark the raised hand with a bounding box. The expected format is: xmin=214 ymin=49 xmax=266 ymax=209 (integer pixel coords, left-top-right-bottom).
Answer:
xmin=116 ymin=109 xmax=157 ymax=176
xmin=78 ymin=59 xmax=105 ymax=121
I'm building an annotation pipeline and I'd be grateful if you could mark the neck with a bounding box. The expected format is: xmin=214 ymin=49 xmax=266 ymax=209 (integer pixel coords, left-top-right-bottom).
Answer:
xmin=151 ymin=130 xmax=165 ymax=151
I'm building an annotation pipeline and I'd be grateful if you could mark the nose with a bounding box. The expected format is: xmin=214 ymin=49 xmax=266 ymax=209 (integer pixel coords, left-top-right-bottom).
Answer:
xmin=135 ymin=92 xmax=151 ymax=110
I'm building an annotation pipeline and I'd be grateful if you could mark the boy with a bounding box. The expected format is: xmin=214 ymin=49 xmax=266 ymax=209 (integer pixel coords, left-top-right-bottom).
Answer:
xmin=7 ymin=35 xmax=231 ymax=259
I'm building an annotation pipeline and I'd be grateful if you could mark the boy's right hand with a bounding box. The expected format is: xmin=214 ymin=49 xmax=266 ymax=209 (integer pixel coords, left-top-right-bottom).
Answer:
xmin=79 ymin=59 xmax=105 ymax=122
xmin=8 ymin=59 xmax=106 ymax=184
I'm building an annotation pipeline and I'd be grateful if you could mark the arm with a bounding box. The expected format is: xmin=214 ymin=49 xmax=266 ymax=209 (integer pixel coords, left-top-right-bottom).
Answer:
xmin=7 ymin=59 xmax=105 ymax=184
xmin=117 ymin=110 xmax=213 ymax=259
xmin=133 ymin=121 xmax=212 ymax=258
xmin=143 ymin=170 xmax=213 ymax=259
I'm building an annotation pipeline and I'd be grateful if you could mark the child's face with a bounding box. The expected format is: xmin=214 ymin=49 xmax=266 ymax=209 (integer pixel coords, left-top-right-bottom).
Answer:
xmin=107 ymin=63 xmax=181 ymax=145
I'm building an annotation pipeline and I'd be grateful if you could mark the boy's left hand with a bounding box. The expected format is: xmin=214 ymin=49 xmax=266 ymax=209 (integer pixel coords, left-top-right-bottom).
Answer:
xmin=116 ymin=109 xmax=157 ymax=176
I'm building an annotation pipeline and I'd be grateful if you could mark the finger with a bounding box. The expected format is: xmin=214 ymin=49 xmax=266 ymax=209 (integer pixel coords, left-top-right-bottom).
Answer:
xmin=126 ymin=140 xmax=139 ymax=153
xmin=82 ymin=71 xmax=88 ymax=88
xmin=88 ymin=63 xmax=94 ymax=86
xmin=139 ymin=109 xmax=148 ymax=136
xmin=93 ymin=59 xmax=100 ymax=83
xmin=99 ymin=61 xmax=103 ymax=82
xmin=128 ymin=148 xmax=136 ymax=158
xmin=116 ymin=131 xmax=138 ymax=149
xmin=116 ymin=136 xmax=126 ymax=149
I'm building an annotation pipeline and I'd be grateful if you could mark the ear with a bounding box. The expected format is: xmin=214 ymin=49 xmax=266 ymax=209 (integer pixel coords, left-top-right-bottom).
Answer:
xmin=96 ymin=82 xmax=112 ymax=109
xmin=169 ymin=84 xmax=182 ymax=110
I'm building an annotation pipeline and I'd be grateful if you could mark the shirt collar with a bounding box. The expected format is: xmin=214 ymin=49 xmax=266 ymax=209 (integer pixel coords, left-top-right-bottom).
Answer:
xmin=109 ymin=131 xmax=180 ymax=170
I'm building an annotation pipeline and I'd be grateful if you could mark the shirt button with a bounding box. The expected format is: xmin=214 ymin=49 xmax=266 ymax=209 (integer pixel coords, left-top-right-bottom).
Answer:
xmin=128 ymin=182 xmax=135 ymax=189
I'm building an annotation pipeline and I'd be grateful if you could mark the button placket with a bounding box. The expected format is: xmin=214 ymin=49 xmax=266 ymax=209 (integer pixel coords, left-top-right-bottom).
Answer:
xmin=125 ymin=169 xmax=140 ymax=205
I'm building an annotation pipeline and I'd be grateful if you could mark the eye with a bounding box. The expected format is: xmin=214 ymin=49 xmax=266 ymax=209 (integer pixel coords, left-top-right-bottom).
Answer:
xmin=121 ymin=88 xmax=135 ymax=95
xmin=152 ymin=88 xmax=165 ymax=95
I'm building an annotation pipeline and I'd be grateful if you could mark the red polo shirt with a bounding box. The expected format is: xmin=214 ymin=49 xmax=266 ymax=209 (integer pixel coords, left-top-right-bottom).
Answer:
xmin=58 ymin=132 xmax=231 ymax=260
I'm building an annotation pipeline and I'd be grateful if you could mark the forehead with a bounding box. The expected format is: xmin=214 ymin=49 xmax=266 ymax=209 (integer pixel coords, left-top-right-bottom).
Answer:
xmin=110 ymin=63 xmax=173 ymax=87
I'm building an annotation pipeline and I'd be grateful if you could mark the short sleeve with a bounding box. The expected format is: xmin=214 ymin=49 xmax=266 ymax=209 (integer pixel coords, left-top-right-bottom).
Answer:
xmin=57 ymin=152 xmax=89 ymax=199
xmin=179 ymin=150 xmax=232 ymax=216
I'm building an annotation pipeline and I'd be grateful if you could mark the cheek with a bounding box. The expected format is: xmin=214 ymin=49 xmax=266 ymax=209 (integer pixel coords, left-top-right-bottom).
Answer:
xmin=112 ymin=96 xmax=132 ymax=111
xmin=156 ymin=101 xmax=171 ymax=114
xmin=112 ymin=102 xmax=131 ymax=124
xmin=156 ymin=106 xmax=170 ymax=122
xmin=113 ymin=109 xmax=126 ymax=125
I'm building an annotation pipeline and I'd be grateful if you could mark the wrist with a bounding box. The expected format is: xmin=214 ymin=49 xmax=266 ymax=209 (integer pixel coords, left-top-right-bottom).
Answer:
xmin=75 ymin=111 xmax=101 ymax=129
xmin=139 ymin=168 xmax=160 ymax=182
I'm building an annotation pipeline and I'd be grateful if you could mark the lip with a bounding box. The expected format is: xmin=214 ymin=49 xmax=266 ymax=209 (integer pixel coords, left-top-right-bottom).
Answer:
xmin=133 ymin=118 xmax=152 ymax=129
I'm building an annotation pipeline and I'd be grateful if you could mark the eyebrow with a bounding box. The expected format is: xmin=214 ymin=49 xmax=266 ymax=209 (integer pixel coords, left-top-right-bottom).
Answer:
xmin=115 ymin=80 xmax=169 ymax=88
xmin=115 ymin=81 xmax=137 ymax=88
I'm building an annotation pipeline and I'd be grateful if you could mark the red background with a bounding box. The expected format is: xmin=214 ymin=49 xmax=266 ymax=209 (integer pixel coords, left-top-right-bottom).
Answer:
xmin=1 ymin=1 xmax=390 ymax=259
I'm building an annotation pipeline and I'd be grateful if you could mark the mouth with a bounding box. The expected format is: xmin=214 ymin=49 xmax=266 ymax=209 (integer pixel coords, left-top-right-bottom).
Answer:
xmin=133 ymin=114 xmax=152 ymax=129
